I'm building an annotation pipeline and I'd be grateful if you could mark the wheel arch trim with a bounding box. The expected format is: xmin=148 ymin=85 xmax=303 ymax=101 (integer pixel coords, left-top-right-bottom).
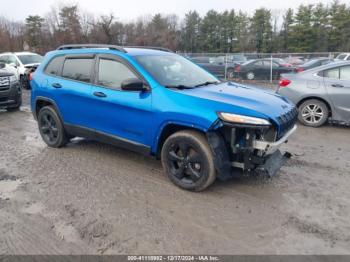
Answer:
xmin=34 ymin=96 xmax=63 ymax=121
xmin=153 ymin=121 xmax=209 ymax=157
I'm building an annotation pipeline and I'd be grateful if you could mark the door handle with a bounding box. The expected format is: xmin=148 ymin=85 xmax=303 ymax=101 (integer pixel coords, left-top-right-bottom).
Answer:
xmin=331 ymin=84 xmax=344 ymax=88
xmin=52 ymin=83 xmax=62 ymax=88
xmin=93 ymin=91 xmax=107 ymax=98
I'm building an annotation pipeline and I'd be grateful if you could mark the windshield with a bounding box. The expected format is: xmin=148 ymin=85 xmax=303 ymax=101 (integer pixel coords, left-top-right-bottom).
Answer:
xmin=17 ymin=54 xmax=43 ymax=65
xmin=336 ymin=54 xmax=346 ymax=60
xmin=134 ymin=55 xmax=219 ymax=88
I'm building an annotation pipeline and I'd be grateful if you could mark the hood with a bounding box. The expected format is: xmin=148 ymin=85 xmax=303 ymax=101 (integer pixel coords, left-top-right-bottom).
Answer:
xmin=178 ymin=82 xmax=295 ymax=121
xmin=0 ymin=69 xmax=14 ymax=77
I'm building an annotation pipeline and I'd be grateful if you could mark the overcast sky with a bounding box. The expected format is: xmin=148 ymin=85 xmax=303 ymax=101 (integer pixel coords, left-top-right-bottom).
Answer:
xmin=0 ymin=0 xmax=345 ymax=22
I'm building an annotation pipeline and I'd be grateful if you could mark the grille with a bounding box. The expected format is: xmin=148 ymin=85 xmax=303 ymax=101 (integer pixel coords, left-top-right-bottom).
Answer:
xmin=0 ymin=76 xmax=10 ymax=90
xmin=276 ymin=107 xmax=298 ymax=139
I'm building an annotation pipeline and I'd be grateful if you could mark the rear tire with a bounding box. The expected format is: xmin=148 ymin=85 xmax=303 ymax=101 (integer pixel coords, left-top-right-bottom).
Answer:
xmin=227 ymin=68 xmax=235 ymax=79
xmin=298 ymin=99 xmax=329 ymax=127
xmin=161 ymin=130 xmax=216 ymax=192
xmin=38 ymin=106 xmax=68 ymax=148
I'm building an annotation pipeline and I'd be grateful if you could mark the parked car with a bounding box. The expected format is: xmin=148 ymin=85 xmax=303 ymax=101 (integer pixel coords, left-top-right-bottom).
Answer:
xmin=31 ymin=44 xmax=297 ymax=191
xmin=190 ymin=56 xmax=236 ymax=79
xmin=284 ymin=56 xmax=306 ymax=66
xmin=272 ymin=58 xmax=293 ymax=67
xmin=335 ymin=53 xmax=350 ymax=61
xmin=0 ymin=62 xmax=22 ymax=110
xmin=0 ymin=52 xmax=43 ymax=89
xmin=226 ymin=54 xmax=247 ymax=64
xmin=295 ymin=57 xmax=333 ymax=72
xmin=234 ymin=59 xmax=296 ymax=80
xmin=278 ymin=61 xmax=350 ymax=127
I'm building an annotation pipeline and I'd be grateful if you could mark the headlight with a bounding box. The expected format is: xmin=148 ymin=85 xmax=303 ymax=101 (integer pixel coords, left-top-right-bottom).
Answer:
xmin=217 ymin=112 xmax=271 ymax=126
xmin=9 ymin=75 xmax=18 ymax=83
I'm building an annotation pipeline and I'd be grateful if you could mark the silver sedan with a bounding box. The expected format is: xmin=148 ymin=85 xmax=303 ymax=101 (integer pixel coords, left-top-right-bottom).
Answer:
xmin=277 ymin=61 xmax=350 ymax=127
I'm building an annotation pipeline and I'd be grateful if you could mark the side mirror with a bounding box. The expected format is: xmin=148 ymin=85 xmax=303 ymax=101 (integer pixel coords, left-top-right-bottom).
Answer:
xmin=121 ymin=78 xmax=149 ymax=92
xmin=0 ymin=63 xmax=5 ymax=69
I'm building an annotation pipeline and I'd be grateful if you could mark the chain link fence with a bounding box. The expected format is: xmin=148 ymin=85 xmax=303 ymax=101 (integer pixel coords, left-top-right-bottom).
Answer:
xmin=179 ymin=52 xmax=343 ymax=87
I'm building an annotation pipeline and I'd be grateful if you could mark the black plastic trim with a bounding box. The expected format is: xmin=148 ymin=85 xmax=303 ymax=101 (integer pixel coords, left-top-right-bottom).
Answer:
xmin=64 ymin=124 xmax=151 ymax=156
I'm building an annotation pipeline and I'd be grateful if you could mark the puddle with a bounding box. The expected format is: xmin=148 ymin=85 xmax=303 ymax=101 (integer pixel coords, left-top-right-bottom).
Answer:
xmin=0 ymin=171 xmax=21 ymax=199
xmin=21 ymin=202 xmax=45 ymax=215
xmin=0 ymin=180 xmax=21 ymax=199
xmin=54 ymin=223 xmax=81 ymax=243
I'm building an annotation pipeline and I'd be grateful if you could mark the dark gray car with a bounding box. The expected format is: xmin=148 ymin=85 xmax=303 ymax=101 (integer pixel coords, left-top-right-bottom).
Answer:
xmin=277 ymin=61 xmax=350 ymax=127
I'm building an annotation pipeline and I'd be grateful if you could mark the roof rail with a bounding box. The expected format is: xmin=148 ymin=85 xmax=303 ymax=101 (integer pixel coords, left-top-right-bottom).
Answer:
xmin=57 ymin=44 xmax=126 ymax=53
xmin=125 ymin=46 xmax=173 ymax=53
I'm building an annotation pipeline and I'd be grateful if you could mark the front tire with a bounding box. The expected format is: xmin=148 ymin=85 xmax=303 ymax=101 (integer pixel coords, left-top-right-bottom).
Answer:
xmin=161 ymin=130 xmax=216 ymax=192
xmin=298 ymin=99 xmax=329 ymax=127
xmin=38 ymin=106 xmax=68 ymax=148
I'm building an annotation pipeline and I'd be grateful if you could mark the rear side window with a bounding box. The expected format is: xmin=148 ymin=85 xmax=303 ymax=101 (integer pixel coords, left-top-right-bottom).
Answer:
xmin=324 ymin=67 xmax=339 ymax=79
xmin=340 ymin=66 xmax=350 ymax=80
xmin=45 ymin=56 xmax=64 ymax=76
xmin=62 ymin=58 xmax=93 ymax=83
xmin=97 ymin=59 xmax=138 ymax=89
xmin=347 ymin=56 xmax=350 ymax=61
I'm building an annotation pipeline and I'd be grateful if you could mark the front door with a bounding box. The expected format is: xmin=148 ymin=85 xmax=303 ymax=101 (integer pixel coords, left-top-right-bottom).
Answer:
xmin=89 ymin=54 xmax=153 ymax=147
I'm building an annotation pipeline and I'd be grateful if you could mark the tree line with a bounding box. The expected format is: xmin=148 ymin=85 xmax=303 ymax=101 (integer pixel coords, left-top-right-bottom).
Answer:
xmin=0 ymin=0 xmax=349 ymax=54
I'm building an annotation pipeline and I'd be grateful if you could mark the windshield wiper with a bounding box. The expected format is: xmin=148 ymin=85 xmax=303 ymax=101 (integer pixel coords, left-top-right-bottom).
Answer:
xmin=194 ymin=81 xmax=220 ymax=88
xmin=165 ymin=85 xmax=194 ymax=90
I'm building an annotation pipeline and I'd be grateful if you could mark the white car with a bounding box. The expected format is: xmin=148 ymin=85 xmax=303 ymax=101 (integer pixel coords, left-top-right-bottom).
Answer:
xmin=0 ymin=52 xmax=43 ymax=89
xmin=335 ymin=53 xmax=350 ymax=61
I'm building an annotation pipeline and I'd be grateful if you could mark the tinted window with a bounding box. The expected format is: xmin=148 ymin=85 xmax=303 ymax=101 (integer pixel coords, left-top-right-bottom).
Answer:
xmin=324 ymin=67 xmax=339 ymax=79
xmin=254 ymin=61 xmax=263 ymax=66
xmin=340 ymin=66 xmax=350 ymax=80
xmin=98 ymin=59 xmax=137 ymax=89
xmin=347 ymin=56 xmax=350 ymax=61
xmin=62 ymin=58 xmax=93 ymax=83
xmin=45 ymin=56 xmax=64 ymax=76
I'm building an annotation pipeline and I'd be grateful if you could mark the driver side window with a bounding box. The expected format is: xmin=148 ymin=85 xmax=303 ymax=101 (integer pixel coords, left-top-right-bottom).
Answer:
xmin=98 ymin=59 xmax=138 ymax=90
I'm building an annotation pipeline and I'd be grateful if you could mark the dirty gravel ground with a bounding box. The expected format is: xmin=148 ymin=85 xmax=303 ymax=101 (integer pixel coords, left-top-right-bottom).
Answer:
xmin=0 ymin=90 xmax=349 ymax=255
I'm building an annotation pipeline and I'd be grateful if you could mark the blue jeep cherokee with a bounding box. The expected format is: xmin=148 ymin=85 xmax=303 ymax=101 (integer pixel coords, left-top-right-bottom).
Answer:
xmin=31 ymin=44 xmax=297 ymax=191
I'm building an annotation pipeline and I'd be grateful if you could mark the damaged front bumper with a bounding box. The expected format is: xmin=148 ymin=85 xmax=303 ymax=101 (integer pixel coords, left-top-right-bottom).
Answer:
xmin=207 ymin=120 xmax=297 ymax=181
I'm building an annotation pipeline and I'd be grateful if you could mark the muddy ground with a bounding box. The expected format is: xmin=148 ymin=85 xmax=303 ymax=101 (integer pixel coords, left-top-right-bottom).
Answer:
xmin=0 ymin=89 xmax=349 ymax=255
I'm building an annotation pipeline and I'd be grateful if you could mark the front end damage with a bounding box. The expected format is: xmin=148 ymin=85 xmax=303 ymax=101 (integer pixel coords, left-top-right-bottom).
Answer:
xmin=207 ymin=109 xmax=298 ymax=180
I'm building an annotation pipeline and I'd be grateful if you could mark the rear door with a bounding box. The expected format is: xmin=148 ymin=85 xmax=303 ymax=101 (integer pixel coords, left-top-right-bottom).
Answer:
xmin=45 ymin=54 xmax=96 ymax=128
xmin=323 ymin=65 xmax=350 ymax=122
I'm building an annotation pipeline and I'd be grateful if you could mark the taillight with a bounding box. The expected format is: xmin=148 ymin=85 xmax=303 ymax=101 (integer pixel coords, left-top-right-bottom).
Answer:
xmin=296 ymin=67 xmax=304 ymax=73
xmin=279 ymin=78 xmax=291 ymax=87
xmin=29 ymin=73 xmax=33 ymax=81
xmin=235 ymin=65 xmax=241 ymax=73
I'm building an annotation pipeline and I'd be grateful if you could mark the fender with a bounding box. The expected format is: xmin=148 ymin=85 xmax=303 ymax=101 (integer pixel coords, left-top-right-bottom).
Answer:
xmin=33 ymin=96 xmax=63 ymax=121
xmin=152 ymin=120 xmax=210 ymax=155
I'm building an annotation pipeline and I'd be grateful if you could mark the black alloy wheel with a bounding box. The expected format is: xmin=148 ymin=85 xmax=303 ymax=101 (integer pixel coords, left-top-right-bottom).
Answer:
xmin=38 ymin=106 xmax=68 ymax=148
xmin=161 ymin=130 xmax=216 ymax=191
